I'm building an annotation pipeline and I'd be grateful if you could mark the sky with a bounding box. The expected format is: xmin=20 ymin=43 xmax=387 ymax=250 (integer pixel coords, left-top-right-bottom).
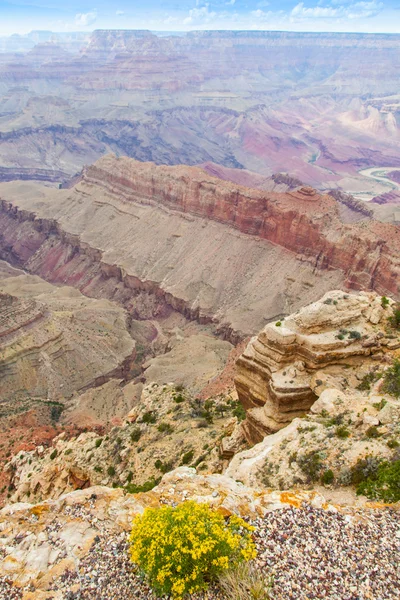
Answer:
xmin=0 ymin=0 xmax=400 ymax=36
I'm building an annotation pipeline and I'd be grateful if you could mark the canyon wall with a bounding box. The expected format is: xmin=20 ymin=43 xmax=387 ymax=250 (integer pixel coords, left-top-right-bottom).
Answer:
xmin=0 ymin=156 xmax=347 ymax=338
xmin=85 ymin=156 xmax=400 ymax=296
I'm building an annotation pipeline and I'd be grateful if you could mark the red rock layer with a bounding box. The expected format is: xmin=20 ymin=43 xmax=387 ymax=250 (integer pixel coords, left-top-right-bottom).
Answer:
xmin=84 ymin=156 xmax=400 ymax=297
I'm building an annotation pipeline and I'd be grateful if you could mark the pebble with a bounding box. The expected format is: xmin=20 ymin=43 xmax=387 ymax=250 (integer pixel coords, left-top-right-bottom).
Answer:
xmin=0 ymin=504 xmax=398 ymax=599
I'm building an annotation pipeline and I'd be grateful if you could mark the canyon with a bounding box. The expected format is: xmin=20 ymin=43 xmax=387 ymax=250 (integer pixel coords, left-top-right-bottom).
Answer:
xmin=0 ymin=30 xmax=399 ymax=197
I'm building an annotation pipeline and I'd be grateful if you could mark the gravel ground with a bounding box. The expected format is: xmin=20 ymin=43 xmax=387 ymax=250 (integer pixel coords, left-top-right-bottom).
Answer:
xmin=1 ymin=504 xmax=399 ymax=600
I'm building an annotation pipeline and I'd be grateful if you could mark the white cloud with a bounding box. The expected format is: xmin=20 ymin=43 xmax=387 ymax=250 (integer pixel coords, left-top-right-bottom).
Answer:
xmin=183 ymin=5 xmax=217 ymax=25
xmin=251 ymin=9 xmax=274 ymax=21
xmin=291 ymin=1 xmax=383 ymax=20
xmin=74 ymin=10 xmax=97 ymax=27
xmin=226 ymin=0 xmax=236 ymax=5
xmin=116 ymin=10 xmax=125 ymax=16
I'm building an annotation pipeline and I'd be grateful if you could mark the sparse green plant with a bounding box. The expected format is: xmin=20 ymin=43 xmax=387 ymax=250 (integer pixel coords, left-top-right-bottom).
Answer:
xmin=130 ymin=428 xmax=142 ymax=442
xmin=141 ymin=411 xmax=157 ymax=424
xmin=357 ymin=370 xmax=382 ymax=392
xmin=382 ymin=359 xmax=400 ymax=398
xmin=365 ymin=426 xmax=381 ymax=439
xmin=107 ymin=466 xmax=116 ymax=477
xmin=297 ymin=451 xmax=324 ymax=482
xmin=181 ymin=449 xmax=194 ymax=465
xmin=275 ymin=321 xmax=282 ymax=327
xmin=157 ymin=422 xmax=173 ymax=434
xmin=321 ymin=469 xmax=334 ymax=485
xmin=381 ymin=296 xmax=390 ymax=308
xmin=336 ymin=426 xmax=350 ymax=439
xmin=64 ymin=449 xmax=72 ymax=455
xmin=387 ymin=439 xmax=399 ymax=449
xmin=49 ymin=450 xmax=57 ymax=460
xmin=356 ymin=459 xmax=400 ymax=503
xmin=95 ymin=438 xmax=103 ymax=448
xmin=388 ymin=303 xmax=400 ymax=329
xmin=372 ymin=399 xmax=387 ymax=411
xmin=125 ymin=478 xmax=160 ymax=494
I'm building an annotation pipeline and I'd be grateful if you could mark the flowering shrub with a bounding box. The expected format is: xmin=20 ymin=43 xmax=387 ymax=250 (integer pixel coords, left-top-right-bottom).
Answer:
xmin=129 ymin=500 xmax=257 ymax=598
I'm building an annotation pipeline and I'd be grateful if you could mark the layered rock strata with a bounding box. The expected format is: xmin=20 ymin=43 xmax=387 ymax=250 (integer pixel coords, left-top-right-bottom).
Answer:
xmin=0 ymin=157 xmax=346 ymax=338
xmin=235 ymin=290 xmax=400 ymax=442
xmin=0 ymin=266 xmax=135 ymax=402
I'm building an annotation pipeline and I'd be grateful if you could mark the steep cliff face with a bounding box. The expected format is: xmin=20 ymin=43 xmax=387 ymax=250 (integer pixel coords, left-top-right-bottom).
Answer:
xmin=235 ymin=290 xmax=400 ymax=443
xmin=80 ymin=156 xmax=400 ymax=296
xmin=1 ymin=156 xmax=400 ymax=337
xmin=0 ymin=158 xmax=347 ymax=338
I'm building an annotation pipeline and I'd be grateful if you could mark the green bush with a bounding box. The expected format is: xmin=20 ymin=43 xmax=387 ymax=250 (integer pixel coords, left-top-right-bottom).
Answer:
xmin=129 ymin=501 xmax=256 ymax=598
xmin=336 ymin=426 xmax=350 ymax=439
xmin=388 ymin=304 xmax=400 ymax=329
xmin=107 ymin=466 xmax=116 ymax=477
xmin=350 ymin=455 xmax=381 ymax=485
xmin=321 ymin=469 xmax=334 ymax=485
xmin=157 ymin=422 xmax=173 ymax=434
xmin=275 ymin=321 xmax=282 ymax=327
xmin=95 ymin=438 xmax=103 ymax=448
xmin=356 ymin=459 xmax=400 ymax=503
xmin=365 ymin=426 xmax=381 ymax=439
xmin=49 ymin=450 xmax=57 ymax=460
xmin=382 ymin=359 xmax=400 ymax=398
xmin=154 ymin=459 xmax=174 ymax=474
xmin=297 ymin=451 xmax=323 ymax=482
xmin=232 ymin=402 xmax=246 ymax=422
xmin=173 ymin=394 xmax=185 ymax=404
xmin=348 ymin=330 xmax=361 ymax=340
xmin=125 ymin=478 xmax=160 ymax=494
xmin=181 ymin=449 xmax=194 ymax=465
xmin=130 ymin=428 xmax=142 ymax=442
xmin=141 ymin=411 xmax=157 ymax=424
xmin=381 ymin=296 xmax=390 ymax=308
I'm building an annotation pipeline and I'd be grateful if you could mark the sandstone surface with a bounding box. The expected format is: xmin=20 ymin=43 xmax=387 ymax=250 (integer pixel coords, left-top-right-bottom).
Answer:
xmin=235 ymin=290 xmax=399 ymax=442
xmin=0 ymin=262 xmax=135 ymax=403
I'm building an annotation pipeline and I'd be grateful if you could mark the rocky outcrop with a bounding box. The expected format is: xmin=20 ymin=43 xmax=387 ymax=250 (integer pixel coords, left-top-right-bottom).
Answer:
xmin=6 ymin=383 xmax=241 ymax=505
xmin=0 ymin=265 xmax=135 ymax=403
xmin=0 ymin=468 xmax=331 ymax=594
xmin=235 ymin=290 xmax=400 ymax=443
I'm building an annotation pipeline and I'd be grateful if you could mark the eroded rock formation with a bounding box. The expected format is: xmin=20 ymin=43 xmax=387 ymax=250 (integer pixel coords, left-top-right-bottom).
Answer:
xmin=0 ymin=156 xmax=347 ymax=338
xmin=0 ymin=264 xmax=135 ymax=403
xmin=235 ymin=290 xmax=400 ymax=443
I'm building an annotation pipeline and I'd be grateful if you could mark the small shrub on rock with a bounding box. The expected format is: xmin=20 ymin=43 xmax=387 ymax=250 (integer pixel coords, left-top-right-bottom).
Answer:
xmin=130 ymin=427 xmax=142 ymax=442
xmin=49 ymin=450 xmax=57 ymax=460
xmin=321 ymin=469 xmax=334 ymax=485
xmin=382 ymin=359 xmax=400 ymax=398
xmin=356 ymin=459 xmax=400 ymax=503
xmin=129 ymin=501 xmax=256 ymax=599
xmin=141 ymin=411 xmax=157 ymax=424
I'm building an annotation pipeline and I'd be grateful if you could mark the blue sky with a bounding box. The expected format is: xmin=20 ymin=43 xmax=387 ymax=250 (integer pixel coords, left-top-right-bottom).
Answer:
xmin=1 ymin=1 xmax=399 ymax=35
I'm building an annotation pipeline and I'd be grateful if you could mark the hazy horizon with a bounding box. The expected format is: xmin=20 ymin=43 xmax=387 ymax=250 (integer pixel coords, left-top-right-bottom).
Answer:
xmin=1 ymin=1 xmax=399 ymax=36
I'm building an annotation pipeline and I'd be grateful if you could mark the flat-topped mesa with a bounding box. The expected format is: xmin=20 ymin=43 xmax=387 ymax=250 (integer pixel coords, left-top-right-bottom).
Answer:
xmin=235 ymin=290 xmax=400 ymax=444
xmin=83 ymin=155 xmax=400 ymax=296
